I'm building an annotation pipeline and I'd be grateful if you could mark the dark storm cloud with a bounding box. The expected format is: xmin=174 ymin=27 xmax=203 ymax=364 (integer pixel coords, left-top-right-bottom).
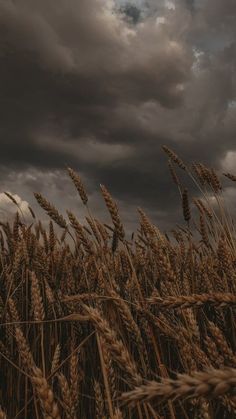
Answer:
xmin=0 ymin=0 xmax=236 ymax=230
xmin=119 ymin=4 xmax=142 ymax=24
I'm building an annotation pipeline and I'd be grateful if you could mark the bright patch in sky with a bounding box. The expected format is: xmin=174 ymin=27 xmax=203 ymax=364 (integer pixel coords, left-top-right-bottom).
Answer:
xmin=228 ymin=100 xmax=236 ymax=109
xmin=221 ymin=151 xmax=236 ymax=172
xmin=156 ymin=16 xmax=166 ymax=26
xmin=192 ymin=48 xmax=204 ymax=73
xmin=117 ymin=0 xmax=176 ymax=9
xmin=0 ymin=192 xmax=30 ymax=219
xmin=116 ymin=0 xmax=145 ymax=6
xmin=165 ymin=0 xmax=175 ymax=10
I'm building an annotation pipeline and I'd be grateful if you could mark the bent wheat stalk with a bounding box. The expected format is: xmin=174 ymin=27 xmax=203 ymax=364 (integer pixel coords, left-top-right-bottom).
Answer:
xmin=121 ymin=368 xmax=236 ymax=405
xmin=146 ymin=293 xmax=236 ymax=309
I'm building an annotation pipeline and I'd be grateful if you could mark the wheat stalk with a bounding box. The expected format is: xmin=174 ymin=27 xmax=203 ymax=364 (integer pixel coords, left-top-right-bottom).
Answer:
xmin=146 ymin=293 xmax=236 ymax=309
xmin=121 ymin=368 xmax=236 ymax=404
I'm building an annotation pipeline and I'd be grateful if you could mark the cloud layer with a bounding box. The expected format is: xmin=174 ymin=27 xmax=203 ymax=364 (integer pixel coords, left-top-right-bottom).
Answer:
xmin=0 ymin=0 xmax=236 ymax=230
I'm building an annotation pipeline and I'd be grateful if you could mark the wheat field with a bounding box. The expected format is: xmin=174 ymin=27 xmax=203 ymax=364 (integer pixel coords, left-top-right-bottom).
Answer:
xmin=1 ymin=146 xmax=236 ymax=418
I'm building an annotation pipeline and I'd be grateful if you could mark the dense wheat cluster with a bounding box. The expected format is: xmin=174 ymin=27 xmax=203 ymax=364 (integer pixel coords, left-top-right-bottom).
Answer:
xmin=1 ymin=147 xmax=236 ymax=418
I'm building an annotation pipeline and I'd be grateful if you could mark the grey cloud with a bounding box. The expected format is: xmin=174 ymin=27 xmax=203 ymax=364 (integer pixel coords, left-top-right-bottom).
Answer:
xmin=0 ymin=0 xmax=236 ymax=230
xmin=0 ymin=0 xmax=192 ymax=177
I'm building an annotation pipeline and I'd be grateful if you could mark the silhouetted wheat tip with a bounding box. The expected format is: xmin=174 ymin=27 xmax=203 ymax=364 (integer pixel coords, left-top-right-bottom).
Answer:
xmin=4 ymin=191 xmax=18 ymax=206
xmin=67 ymin=167 xmax=88 ymax=205
xmin=192 ymin=163 xmax=210 ymax=186
xmin=162 ymin=145 xmax=186 ymax=170
xmin=182 ymin=188 xmax=191 ymax=222
xmin=210 ymin=169 xmax=222 ymax=193
xmin=34 ymin=193 xmax=67 ymax=229
xmin=138 ymin=208 xmax=155 ymax=237
xmin=100 ymin=184 xmax=125 ymax=240
xmin=168 ymin=159 xmax=181 ymax=187
xmin=194 ymin=198 xmax=213 ymax=219
xmin=28 ymin=205 xmax=36 ymax=219
xmin=223 ymin=172 xmax=236 ymax=182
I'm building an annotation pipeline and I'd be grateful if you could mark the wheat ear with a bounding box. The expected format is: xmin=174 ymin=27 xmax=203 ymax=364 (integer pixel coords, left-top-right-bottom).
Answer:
xmin=31 ymin=366 xmax=61 ymax=418
xmin=121 ymin=368 xmax=236 ymax=405
xmin=146 ymin=293 xmax=236 ymax=309
xmin=34 ymin=193 xmax=67 ymax=228
xmin=67 ymin=167 xmax=88 ymax=205
xmin=84 ymin=305 xmax=142 ymax=386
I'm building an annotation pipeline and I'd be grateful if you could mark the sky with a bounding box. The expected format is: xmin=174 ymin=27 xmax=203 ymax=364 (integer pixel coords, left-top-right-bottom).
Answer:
xmin=0 ymin=0 xmax=236 ymax=233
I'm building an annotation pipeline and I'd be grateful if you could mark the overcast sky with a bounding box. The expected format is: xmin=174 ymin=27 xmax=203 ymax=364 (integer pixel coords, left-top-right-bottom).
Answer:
xmin=0 ymin=0 xmax=236 ymax=233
